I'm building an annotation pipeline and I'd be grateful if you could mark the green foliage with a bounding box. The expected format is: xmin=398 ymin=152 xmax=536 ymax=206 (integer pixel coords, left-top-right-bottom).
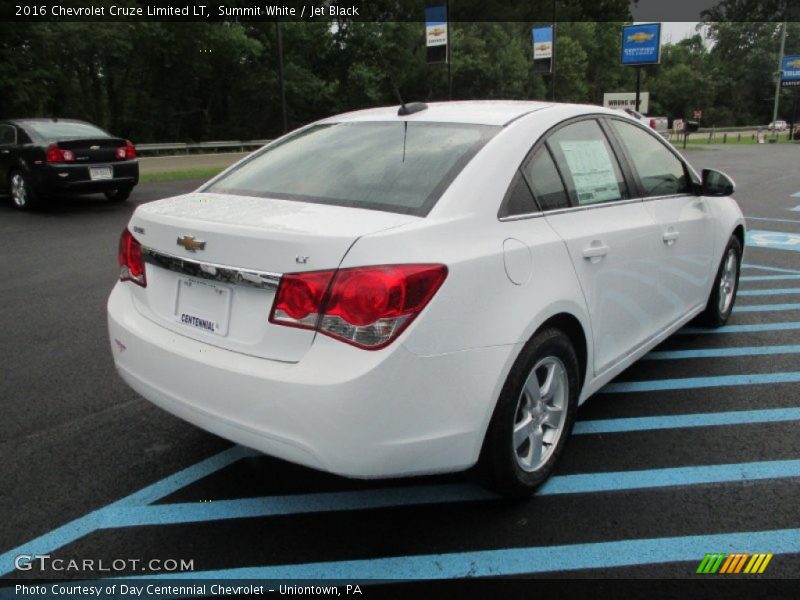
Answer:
xmin=1 ymin=19 xmax=796 ymax=141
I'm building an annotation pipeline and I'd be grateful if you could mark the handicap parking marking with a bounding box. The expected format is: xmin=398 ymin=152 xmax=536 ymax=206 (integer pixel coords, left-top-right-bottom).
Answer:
xmin=745 ymin=230 xmax=800 ymax=252
xmin=746 ymin=216 xmax=800 ymax=224
xmin=118 ymin=527 xmax=800 ymax=580
xmin=742 ymin=263 xmax=800 ymax=274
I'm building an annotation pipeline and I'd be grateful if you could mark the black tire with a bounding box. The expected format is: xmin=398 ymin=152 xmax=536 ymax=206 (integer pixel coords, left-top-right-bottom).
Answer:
xmin=105 ymin=186 xmax=132 ymax=202
xmin=699 ymin=235 xmax=742 ymax=328
xmin=9 ymin=169 xmax=42 ymax=210
xmin=481 ymin=328 xmax=580 ymax=497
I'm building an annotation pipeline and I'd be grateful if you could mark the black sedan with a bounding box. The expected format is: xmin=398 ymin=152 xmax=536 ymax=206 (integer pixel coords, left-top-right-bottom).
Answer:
xmin=0 ymin=118 xmax=139 ymax=210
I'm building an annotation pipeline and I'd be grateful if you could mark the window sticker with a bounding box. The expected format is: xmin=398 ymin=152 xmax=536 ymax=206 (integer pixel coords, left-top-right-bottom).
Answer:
xmin=559 ymin=140 xmax=621 ymax=204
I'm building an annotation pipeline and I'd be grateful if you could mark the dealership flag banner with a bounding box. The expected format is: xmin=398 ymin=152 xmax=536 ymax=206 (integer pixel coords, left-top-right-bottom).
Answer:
xmin=532 ymin=25 xmax=554 ymax=73
xmin=425 ymin=5 xmax=448 ymax=64
xmin=620 ymin=23 xmax=662 ymax=66
xmin=781 ymin=55 xmax=800 ymax=87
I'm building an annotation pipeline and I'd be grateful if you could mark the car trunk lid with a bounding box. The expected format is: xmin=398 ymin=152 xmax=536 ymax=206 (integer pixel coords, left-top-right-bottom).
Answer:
xmin=126 ymin=192 xmax=418 ymax=362
xmin=57 ymin=137 xmax=126 ymax=162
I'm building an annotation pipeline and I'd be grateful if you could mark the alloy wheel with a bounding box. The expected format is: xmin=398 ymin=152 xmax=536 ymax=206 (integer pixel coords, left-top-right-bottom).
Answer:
xmin=10 ymin=174 xmax=27 ymax=208
xmin=718 ymin=248 xmax=738 ymax=314
xmin=513 ymin=356 xmax=569 ymax=472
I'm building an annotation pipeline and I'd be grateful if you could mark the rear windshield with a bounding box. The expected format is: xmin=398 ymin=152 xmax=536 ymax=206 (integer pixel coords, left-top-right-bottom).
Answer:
xmin=24 ymin=121 xmax=110 ymax=140
xmin=202 ymin=121 xmax=499 ymax=216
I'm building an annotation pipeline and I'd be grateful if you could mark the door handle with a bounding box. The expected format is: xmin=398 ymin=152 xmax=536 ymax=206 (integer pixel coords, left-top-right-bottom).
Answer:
xmin=662 ymin=230 xmax=680 ymax=245
xmin=582 ymin=242 xmax=609 ymax=261
xmin=0 ymin=150 xmax=9 ymax=154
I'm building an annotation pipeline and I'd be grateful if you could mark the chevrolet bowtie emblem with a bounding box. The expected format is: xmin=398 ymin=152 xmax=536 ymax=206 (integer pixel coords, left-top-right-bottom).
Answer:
xmin=177 ymin=236 xmax=206 ymax=252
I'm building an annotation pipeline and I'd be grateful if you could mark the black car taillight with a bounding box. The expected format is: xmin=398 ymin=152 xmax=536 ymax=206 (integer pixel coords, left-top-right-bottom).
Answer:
xmin=45 ymin=144 xmax=75 ymax=163
xmin=117 ymin=140 xmax=137 ymax=160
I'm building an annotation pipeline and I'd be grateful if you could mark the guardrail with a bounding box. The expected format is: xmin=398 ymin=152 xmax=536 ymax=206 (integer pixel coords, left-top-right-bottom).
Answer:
xmin=136 ymin=139 xmax=271 ymax=155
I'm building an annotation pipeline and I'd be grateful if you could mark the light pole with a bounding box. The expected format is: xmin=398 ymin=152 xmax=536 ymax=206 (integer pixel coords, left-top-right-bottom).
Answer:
xmin=770 ymin=22 xmax=787 ymax=142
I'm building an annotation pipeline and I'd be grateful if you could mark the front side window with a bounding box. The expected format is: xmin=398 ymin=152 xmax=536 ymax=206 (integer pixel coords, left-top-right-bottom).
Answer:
xmin=546 ymin=119 xmax=628 ymax=206
xmin=610 ymin=119 xmax=689 ymax=197
xmin=204 ymin=122 xmax=499 ymax=216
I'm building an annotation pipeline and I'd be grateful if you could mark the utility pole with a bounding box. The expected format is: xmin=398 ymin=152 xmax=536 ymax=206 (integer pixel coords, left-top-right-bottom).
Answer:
xmin=771 ymin=21 xmax=787 ymax=142
xmin=447 ymin=0 xmax=452 ymax=100
xmin=276 ymin=21 xmax=288 ymax=133
xmin=551 ymin=0 xmax=556 ymax=101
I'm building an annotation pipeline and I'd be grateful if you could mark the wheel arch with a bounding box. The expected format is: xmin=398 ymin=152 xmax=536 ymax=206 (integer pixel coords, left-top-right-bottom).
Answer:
xmin=732 ymin=223 xmax=745 ymax=251
xmin=476 ymin=307 xmax=591 ymax=482
xmin=533 ymin=313 xmax=589 ymax=395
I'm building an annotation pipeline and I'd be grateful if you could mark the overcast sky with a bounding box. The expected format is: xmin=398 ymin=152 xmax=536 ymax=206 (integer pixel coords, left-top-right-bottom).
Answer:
xmin=659 ymin=22 xmax=706 ymax=44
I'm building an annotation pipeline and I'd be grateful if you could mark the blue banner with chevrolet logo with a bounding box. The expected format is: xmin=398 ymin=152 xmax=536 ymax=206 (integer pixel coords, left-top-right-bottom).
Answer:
xmin=781 ymin=55 xmax=800 ymax=87
xmin=621 ymin=23 xmax=661 ymax=66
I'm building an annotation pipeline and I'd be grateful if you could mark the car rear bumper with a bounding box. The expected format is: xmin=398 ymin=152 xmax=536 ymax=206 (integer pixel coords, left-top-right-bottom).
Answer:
xmin=107 ymin=283 xmax=515 ymax=478
xmin=34 ymin=161 xmax=139 ymax=193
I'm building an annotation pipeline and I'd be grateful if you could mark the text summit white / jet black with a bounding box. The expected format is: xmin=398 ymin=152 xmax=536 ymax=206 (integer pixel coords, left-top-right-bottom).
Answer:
xmin=108 ymin=101 xmax=744 ymax=496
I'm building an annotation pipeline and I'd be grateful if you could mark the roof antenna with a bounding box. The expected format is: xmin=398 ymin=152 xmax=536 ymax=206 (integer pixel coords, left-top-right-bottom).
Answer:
xmin=389 ymin=75 xmax=409 ymax=115
xmin=377 ymin=34 xmax=427 ymax=116
xmin=390 ymin=76 xmax=428 ymax=116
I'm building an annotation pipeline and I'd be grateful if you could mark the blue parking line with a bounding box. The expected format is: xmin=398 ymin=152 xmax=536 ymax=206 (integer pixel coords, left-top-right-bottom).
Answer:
xmin=742 ymin=263 xmax=800 ymax=274
xmin=99 ymin=459 xmax=800 ymax=527
xmin=601 ymin=372 xmax=800 ymax=393
xmin=645 ymin=344 xmax=800 ymax=360
xmin=0 ymin=446 xmax=253 ymax=577
xmin=115 ymin=446 xmax=257 ymax=507
xmin=738 ymin=288 xmax=800 ymax=296
xmin=574 ymin=407 xmax=800 ymax=434
xmin=733 ymin=302 xmax=800 ymax=312
xmin=740 ymin=275 xmax=800 ymax=281
xmin=681 ymin=321 xmax=800 ymax=334
xmin=123 ymin=528 xmax=800 ymax=580
xmin=746 ymin=216 xmax=800 ymax=224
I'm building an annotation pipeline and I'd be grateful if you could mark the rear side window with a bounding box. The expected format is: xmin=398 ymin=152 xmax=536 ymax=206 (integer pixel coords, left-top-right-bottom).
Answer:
xmin=547 ymin=119 xmax=628 ymax=206
xmin=0 ymin=125 xmax=15 ymax=145
xmin=522 ymin=148 xmax=570 ymax=211
xmin=609 ymin=119 xmax=689 ymax=197
xmin=501 ymin=172 xmax=538 ymax=217
xmin=204 ymin=122 xmax=499 ymax=216
xmin=23 ymin=121 xmax=110 ymax=140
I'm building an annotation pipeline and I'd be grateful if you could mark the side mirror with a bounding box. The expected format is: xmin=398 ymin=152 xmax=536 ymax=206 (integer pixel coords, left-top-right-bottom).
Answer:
xmin=686 ymin=120 xmax=700 ymax=133
xmin=702 ymin=169 xmax=735 ymax=196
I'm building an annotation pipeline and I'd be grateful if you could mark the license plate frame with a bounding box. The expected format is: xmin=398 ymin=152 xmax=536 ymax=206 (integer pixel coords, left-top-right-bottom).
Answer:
xmin=174 ymin=277 xmax=232 ymax=337
xmin=89 ymin=166 xmax=113 ymax=180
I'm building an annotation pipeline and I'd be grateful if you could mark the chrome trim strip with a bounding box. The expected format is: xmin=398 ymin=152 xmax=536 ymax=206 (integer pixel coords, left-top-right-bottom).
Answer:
xmin=141 ymin=246 xmax=282 ymax=290
xmin=498 ymin=211 xmax=545 ymax=222
xmin=542 ymin=197 xmax=643 ymax=217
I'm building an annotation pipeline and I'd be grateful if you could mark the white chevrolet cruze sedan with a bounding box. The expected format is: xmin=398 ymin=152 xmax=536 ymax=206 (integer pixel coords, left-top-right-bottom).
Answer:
xmin=108 ymin=101 xmax=744 ymax=496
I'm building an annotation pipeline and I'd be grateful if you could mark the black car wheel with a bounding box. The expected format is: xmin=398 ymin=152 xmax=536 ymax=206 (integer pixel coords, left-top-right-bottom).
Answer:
xmin=105 ymin=186 xmax=132 ymax=202
xmin=9 ymin=170 xmax=41 ymax=210
xmin=481 ymin=327 xmax=580 ymax=497
xmin=700 ymin=235 xmax=742 ymax=327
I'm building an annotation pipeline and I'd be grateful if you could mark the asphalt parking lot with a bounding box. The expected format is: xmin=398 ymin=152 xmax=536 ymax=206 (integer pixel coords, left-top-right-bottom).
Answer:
xmin=1 ymin=144 xmax=799 ymax=587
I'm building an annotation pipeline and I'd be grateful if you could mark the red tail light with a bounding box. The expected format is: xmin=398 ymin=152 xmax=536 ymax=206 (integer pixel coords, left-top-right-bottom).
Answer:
xmin=270 ymin=264 xmax=447 ymax=349
xmin=118 ymin=228 xmax=146 ymax=287
xmin=117 ymin=140 xmax=137 ymax=160
xmin=45 ymin=144 xmax=75 ymax=163
xmin=649 ymin=118 xmax=656 ymax=129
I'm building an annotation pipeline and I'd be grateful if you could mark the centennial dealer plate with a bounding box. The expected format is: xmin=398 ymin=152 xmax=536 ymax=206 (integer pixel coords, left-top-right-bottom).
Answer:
xmin=174 ymin=277 xmax=232 ymax=336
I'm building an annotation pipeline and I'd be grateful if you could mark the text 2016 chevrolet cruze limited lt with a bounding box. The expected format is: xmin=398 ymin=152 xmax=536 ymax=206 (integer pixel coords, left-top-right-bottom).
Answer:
xmin=108 ymin=101 xmax=744 ymax=496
